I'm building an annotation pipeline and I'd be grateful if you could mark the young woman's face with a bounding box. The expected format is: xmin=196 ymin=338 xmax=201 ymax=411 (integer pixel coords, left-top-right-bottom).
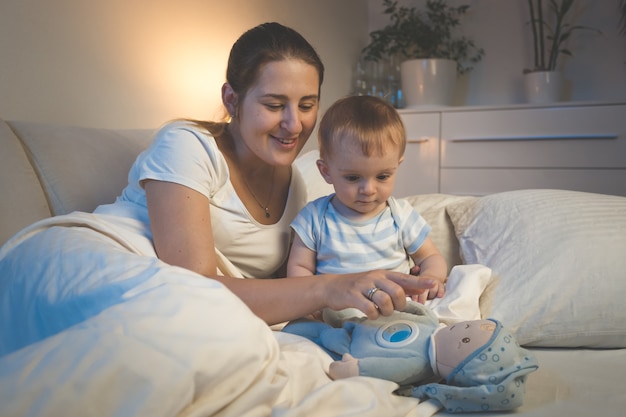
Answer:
xmin=236 ymin=59 xmax=320 ymax=167
xmin=317 ymin=138 xmax=402 ymax=219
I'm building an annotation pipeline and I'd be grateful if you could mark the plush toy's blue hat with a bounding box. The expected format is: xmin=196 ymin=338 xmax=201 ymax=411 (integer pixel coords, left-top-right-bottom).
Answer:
xmin=407 ymin=319 xmax=539 ymax=413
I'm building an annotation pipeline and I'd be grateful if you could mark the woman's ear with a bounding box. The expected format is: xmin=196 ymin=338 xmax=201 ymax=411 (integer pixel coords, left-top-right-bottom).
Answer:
xmin=316 ymin=159 xmax=333 ymax=184
xmin=221 ymin=83 xmax=239 ymax=118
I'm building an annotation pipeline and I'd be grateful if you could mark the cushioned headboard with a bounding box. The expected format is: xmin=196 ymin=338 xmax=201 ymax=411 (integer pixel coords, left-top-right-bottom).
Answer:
xmin=0 ymin=119 xmax=52 ymax=245
xmin=8 ymin=121 xmax=154 ymax=216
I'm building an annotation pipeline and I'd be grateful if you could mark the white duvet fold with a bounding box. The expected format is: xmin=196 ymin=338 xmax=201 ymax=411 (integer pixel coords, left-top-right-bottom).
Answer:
xmin=0 ymin=212 xmax=425 ymax=417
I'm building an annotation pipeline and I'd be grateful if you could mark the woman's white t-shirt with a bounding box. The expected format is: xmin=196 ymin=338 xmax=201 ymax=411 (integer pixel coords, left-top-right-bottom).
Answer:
xmin=95 ymin=121 xmax=307 ymax=278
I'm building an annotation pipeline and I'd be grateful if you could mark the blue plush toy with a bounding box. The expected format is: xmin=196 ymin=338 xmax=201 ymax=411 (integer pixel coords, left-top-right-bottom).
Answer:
xmin=282 ymin=301 xmax=539 ymax=413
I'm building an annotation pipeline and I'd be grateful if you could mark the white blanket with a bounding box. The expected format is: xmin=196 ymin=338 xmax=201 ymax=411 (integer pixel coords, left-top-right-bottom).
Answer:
xmin=0 ymin=211 xmax=490 ymax=417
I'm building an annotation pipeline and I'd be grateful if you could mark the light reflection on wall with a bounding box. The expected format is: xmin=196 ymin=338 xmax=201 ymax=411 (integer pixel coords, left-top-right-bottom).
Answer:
xmin=0 ymin=1 xmax=259 ymax=128
xmin=0 ymin=0 xmax=367 ymax=132
xmin=90 ymin=4 xmax=240 ymax=127
xmin=145 ymin=38 xmax=230 ymax=123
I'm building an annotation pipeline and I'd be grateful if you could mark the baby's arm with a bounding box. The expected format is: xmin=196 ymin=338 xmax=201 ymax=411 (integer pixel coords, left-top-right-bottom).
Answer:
xmin=287 ymin=233 xmax=317 ymax=277
xmin=409 ymin=237 xmax=448 ymax=303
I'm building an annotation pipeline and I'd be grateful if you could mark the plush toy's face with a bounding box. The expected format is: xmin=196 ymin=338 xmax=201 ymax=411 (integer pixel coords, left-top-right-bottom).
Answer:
xmin=433 ymin=319 xmax=496 ymax=378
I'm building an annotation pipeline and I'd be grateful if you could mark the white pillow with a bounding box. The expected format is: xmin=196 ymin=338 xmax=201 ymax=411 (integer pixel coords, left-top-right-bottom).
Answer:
xmin=403 ymin=194 xmax=478 ymax=272
xmin=447 ymin=189 xmax=626 ymax=348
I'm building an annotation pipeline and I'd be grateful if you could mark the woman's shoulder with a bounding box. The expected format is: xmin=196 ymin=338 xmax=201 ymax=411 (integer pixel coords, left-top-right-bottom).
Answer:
xmin=150 ymin=120 xmax=225 ymax=164
xmin=155 ymin=120 xmax=216 ymax=145
xmin=135 ymin=120 xmax=229 ymax=195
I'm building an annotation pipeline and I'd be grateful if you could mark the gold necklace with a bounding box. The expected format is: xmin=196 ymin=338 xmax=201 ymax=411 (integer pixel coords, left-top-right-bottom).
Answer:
xmin=222 ymin=125 xmax=276 ymax=218
xmin=241 ymin=167 xmax=275 ymax=218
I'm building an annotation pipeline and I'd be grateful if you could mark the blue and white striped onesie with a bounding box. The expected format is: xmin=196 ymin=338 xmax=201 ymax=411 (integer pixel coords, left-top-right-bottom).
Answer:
xmin=290 ymin=195 xmax=431 ymax=274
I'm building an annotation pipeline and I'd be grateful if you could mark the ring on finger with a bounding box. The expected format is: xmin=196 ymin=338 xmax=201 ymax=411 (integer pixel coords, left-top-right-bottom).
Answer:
xmin=366 ymin=287 xmax=379 ymax=301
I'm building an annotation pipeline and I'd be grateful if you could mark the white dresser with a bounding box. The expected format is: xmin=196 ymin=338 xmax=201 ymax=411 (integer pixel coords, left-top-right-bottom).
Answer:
xmin=394 ymin=101 xmax=626 ymax=197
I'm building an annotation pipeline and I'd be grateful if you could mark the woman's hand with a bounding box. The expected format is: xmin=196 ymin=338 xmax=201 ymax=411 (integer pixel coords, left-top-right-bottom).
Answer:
xmin=320 ymin=270 xmax=436 ymax=320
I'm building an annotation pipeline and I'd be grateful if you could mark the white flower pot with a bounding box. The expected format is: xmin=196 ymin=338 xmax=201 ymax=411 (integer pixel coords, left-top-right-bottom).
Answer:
xmin=400 ymin=58 xmax=457 ymax=108
xmin=524 ymin=71 xmax=563 ymax=104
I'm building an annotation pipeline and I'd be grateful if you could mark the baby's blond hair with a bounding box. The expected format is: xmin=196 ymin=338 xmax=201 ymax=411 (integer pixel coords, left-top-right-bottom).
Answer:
xmin=318 ymin=95 xmax=406 ymax=161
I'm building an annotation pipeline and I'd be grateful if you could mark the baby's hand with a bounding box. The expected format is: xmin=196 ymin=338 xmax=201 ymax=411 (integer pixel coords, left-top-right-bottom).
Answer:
xmin=411 ymin=276 xmax=446 ymax=304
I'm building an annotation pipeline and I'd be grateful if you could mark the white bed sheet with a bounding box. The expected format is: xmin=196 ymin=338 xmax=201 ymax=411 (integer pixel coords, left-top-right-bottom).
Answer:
xmin=435 ymin=347 xmax=626 ymax=417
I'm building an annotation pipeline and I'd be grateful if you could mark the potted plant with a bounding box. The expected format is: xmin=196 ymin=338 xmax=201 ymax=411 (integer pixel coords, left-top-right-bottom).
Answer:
xmin=524 ymin=0 xmax=601 ymax=103
xmin=361 ymin=0 xmax=484 ymax=108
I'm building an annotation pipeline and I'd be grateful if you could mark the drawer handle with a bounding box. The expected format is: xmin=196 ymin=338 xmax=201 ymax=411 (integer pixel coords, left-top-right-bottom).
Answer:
xmin=407 ymin=138 xmax=430 ymax=144
xmin=449 ymin=134 xmax=618 ymax=142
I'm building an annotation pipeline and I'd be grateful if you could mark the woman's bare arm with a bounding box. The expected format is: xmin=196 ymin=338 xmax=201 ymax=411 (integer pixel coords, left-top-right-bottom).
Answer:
xmin=145 ymin=180 xmax=218 ymax=276
xmin=215 ymin=269 xmax=436 ymax=325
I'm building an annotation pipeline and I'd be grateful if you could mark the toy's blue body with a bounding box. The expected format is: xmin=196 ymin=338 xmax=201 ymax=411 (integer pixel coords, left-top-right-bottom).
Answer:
xmin=283 ymin=302 xmax=440 ymax=386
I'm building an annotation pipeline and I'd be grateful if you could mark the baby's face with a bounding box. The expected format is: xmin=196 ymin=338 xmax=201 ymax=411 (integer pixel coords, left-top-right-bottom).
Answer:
xmin=317 ymin=137 xmax=402 ymax=220
xmin=433 ymin=320 xmax=496 ymax=378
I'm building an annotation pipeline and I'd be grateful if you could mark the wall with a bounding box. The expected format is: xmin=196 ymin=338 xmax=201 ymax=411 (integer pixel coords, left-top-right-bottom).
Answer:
xmin=2 ymin=1 xmax=624 ymax=138
xmin=0 ymin=0 xmax=368 ymax=150
xmin=367 ymin=0 xmax=626 ymax=106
